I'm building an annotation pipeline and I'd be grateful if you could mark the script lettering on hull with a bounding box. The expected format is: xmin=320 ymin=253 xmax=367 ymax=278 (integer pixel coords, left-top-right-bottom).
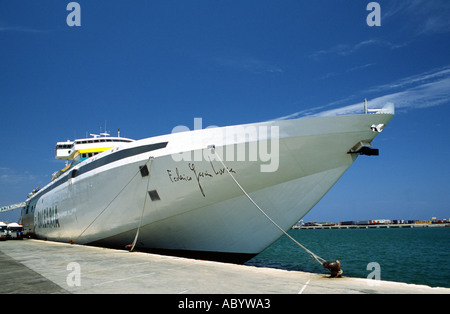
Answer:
xmin=167 ymin=160 xmax=236 ymax=197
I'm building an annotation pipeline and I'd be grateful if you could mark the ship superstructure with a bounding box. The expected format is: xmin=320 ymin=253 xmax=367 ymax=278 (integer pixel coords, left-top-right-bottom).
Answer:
xmin=51 ymin=132 xmax=134 ymax=181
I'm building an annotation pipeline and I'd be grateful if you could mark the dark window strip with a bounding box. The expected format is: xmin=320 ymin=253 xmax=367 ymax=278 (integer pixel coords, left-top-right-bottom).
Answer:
xmin=29 ymin=142 xmax=168 ymax=202
xmin=72 ymin=142 xmax=168 ymax=178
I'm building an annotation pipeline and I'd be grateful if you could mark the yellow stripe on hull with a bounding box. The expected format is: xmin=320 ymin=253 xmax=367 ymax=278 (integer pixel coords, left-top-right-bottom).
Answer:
xmin=78 ymin=147 xmax=114 ymax=154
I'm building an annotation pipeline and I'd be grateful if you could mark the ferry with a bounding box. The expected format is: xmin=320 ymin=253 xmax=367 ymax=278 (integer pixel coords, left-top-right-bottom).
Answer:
xmin=2 ymin=104 xmax=394 ymax=262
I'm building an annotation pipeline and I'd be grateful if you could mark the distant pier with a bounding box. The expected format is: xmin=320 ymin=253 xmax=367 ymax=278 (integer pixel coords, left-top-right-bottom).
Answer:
xmin=294 ymin=223 xmax=450 ymax=230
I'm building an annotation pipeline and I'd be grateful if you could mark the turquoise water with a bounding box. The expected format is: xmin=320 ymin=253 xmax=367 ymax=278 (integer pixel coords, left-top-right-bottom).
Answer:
xmin=246 ymin=227 xmax=450 ymax=288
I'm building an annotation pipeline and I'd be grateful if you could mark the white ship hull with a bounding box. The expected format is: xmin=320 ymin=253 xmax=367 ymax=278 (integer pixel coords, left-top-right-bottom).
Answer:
xmin=22 ymin=112 xmax=394 ymax=262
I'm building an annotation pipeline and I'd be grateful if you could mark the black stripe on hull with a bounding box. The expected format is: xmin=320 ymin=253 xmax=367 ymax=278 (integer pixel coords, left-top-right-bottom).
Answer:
xmin=28 ymin=141 xmax=168 ymax=202
xmin=71 ymin=142 xmax=168 ymax=179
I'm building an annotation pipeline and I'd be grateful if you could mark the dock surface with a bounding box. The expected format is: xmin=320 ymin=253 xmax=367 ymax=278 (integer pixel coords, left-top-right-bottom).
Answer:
xmin=1 ymin=239 xmax=449 ymax=294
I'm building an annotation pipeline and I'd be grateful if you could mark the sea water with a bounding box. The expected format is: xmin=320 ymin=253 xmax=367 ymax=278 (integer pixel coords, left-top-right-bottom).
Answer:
xmin=246 ymin=227 xmax=450 ymax=288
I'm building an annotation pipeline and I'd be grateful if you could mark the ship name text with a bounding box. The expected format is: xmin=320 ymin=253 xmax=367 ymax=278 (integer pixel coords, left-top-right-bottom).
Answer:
xmin=167 ymin=160 xmax=236 ymax=197
xmin=35 ymin=205 xmax=61 ymax=229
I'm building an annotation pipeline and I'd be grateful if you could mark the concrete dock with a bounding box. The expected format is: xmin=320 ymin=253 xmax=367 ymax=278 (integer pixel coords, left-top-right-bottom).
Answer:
xmin=1 ymin=239 xmax=449 ymax=294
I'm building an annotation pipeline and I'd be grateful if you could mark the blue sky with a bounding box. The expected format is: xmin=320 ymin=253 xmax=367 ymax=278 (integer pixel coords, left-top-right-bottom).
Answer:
xmin=1 ymin=0 xmax=449 ymax=223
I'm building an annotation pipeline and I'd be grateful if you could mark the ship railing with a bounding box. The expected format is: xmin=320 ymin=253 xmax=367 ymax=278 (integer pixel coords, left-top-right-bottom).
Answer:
xmin=364 ymin=99 xmax=395 ymax=115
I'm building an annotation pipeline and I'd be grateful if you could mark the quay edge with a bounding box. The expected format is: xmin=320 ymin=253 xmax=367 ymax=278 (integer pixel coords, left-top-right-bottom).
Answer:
xmin=1 ymin=239 xmax=449 ymax=294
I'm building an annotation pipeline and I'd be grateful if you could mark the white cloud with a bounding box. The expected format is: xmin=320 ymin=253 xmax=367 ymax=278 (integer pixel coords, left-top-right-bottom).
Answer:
xmin=383 ymin=0 xmax=450 ymax=35
xmin=367 ymin=66 xmax=450 ymax=93
xmin=277 ymin=65 xmax=450 ymax=119
xmin=0 ymin=25 xmax=46 ymax=33
xmin=310 ymin=39 xmax=398 ymax=59
xmin=0 ymin=167 xmax=36 ymax=184
xmin=214 ymin=55 xmax=284 ymax=74
xmin=311 ymin=1 xmax=450 ymax=61
xmin=346 ymin=63 xmax=376 ymax=73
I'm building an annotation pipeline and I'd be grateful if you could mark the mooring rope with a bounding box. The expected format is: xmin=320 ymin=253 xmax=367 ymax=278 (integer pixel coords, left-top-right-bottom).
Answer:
xmin=212 ymin=148 xmax=327 ymax=266
xmin=129 ymin=157 xmax=154 ymax=252
xmin=75 ymin=156 xmax=153 ymax=245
